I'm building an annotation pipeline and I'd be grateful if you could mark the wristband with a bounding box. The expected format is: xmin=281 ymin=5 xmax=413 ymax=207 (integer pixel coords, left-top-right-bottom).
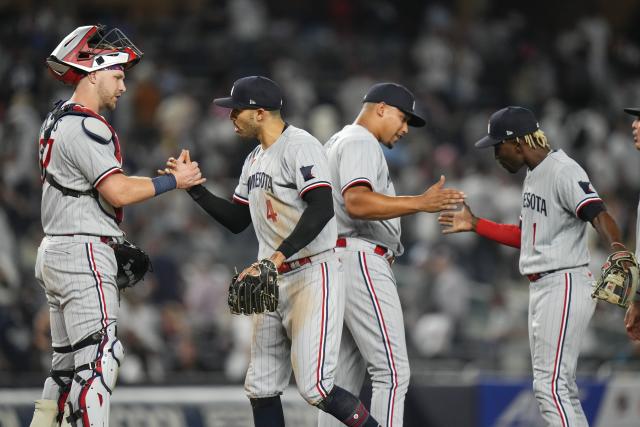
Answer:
xmin=152 ymin=174 xmax=177 ymax=195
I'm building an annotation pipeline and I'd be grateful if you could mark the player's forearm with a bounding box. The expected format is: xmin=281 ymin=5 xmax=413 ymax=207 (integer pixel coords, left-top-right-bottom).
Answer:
xmin=591 ymin=211 xmax=625 ymax=249
xmin=474 ymin=218 xmax=521 ymax=248
xmin=187 ymin=185 xmax=252 ymax=233
xmin=344 ymin=191 xmax=421 ymax=220
xmin=98 ymin=174 xmax=158 ymax=207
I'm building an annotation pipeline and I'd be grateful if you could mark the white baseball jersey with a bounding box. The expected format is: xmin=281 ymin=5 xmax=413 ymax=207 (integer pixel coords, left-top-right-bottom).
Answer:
xmin=233 ymin=125 xmax=337 ymax=260
xmin=320 ymin=124 xmax=410 ymax=427
xmin=519 ymin=149 xmax=602 ymax=275
xmin=38 ymin=103 xmax=124 ymax=237
xmin=325 ymin=124 xmax=403 ymax=256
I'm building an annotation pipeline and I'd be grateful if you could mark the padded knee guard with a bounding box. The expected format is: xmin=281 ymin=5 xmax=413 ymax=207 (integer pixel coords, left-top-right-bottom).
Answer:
xmin=66 ymin=326 xmax=123 ymax=427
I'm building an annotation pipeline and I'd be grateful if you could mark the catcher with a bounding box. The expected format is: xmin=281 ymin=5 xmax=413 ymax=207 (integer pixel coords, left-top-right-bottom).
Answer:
xmin=31 ymin=25 xmax=202 ymax=427
xmin=438 ymin=106 xmax=631 ymax=426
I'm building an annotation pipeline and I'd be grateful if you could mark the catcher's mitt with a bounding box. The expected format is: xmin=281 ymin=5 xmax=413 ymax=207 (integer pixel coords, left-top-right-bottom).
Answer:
xmin=229 ymin=259 xmax=279 ymax=315
xmin=591 ymin=250 xmax=640 ymax=308
xmin=111 ymin=240 xmax=152 ymax=289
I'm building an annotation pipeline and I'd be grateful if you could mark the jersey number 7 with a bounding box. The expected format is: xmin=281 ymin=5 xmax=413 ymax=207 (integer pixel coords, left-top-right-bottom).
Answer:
xmin=39 ymin=138 xmax=55 ymax=182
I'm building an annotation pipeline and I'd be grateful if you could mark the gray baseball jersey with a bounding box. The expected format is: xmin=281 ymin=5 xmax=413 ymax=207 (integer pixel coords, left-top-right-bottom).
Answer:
xmin=35 ymin=103 xmax=122 ymax=406
xmin=519 ymin=149 xmax=602 ymax=275
xmin=517 ymin=149 xmax=599 ymax=426
xmin=528 ymin=267 xmax=595 ymax=426
xmin=234 ymin=125 xmax=345 ymax=406
xmin=39 ymin=106 xmax=124 ymax=237
xmin=324 ymin=124 xmax=403 ymax=257
xmin=233 ymin=125 xmax=337 ymax=260
xmin=320 ymin=124 xmax=410 ymax=427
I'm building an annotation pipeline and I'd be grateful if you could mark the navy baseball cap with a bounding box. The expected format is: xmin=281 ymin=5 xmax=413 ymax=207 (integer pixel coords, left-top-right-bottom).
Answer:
xmin=363 ymin=83 xmax=426 ymax=127
xmin=213 ymin=76 xmax=283 ymax=110
xmin=624 ymin=107 xmax=640 ymax=117
xmin=475 ymin=106 xmax=540 ymax=148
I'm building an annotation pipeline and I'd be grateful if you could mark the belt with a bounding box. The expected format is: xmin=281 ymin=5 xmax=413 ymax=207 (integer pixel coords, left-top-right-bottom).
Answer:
xmin=336 ymin=238 xmax=395 ymax=264
xmin=47 ymin=234 xmax=123 ymax=245
xmin=278 ymin=257 xmax=313 ymax=274
xmin=526 ymin=264 xmax=588 ymax=282
xmin=526 ymin=271 xmax=555 ymax=282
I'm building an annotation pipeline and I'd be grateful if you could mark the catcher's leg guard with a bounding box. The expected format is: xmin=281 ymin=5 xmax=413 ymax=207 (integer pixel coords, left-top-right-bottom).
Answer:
xmin=66 ymin=324 xmax=123 ymax=427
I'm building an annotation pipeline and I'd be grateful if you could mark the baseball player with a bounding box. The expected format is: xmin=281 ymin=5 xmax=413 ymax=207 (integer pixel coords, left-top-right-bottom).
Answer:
xmin=622 ymin=107 xmax=640 ymax=340
xmin=170 ymin=76 xmax=382 ymax=427
xmin=438 ymin=106 xmax=627 ymax=426
xmin=318 ymin=83 xmax=466 ymax=427
xmin=31 ymin=25 xmax=204 ymax=427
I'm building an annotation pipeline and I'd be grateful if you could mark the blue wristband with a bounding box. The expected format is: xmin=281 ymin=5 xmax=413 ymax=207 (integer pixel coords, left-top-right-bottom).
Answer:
xmin=152 ymin=174 xmax=177 ymax=195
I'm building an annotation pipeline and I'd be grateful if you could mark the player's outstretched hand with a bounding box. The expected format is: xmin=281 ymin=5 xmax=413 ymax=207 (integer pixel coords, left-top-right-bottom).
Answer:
xmin=170 ymin=149 xmax=206 ymax=189
xmin=625 ymin=301 xmax=640 ymax=340
xmin=419 ymin=175 xmax=465 ymax=213
xmin=438 ymin=201 xmax=475 ymax=234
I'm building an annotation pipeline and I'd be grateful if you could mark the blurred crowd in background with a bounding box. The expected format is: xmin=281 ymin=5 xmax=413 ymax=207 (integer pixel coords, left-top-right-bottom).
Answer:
xmin=2 ymin=0 xmax=640 ymax=387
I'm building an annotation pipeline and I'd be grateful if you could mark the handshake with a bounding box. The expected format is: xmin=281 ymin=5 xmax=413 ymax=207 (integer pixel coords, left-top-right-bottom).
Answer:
xmin=157 ymin=149 xmax=206 ymax=189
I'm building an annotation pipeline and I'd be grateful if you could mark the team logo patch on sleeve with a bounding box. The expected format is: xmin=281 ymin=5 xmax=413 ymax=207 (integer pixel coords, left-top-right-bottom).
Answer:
xmin=300 ymin=165 xmax=315 ymax=181
xmin=578 ymin=181 xmax=595 ymax=194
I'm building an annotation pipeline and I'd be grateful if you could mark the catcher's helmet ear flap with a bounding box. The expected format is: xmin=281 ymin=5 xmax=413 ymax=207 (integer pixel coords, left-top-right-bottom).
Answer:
xmin=46 ymin=25 xmax=143 ymax=85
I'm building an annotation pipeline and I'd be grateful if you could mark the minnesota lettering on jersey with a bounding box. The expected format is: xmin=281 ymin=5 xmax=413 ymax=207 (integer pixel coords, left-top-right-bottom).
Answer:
xmin=523 ymin=192 xmax=547 ymax=216
xmin=248 ymin=171 xmax=274 ymax=193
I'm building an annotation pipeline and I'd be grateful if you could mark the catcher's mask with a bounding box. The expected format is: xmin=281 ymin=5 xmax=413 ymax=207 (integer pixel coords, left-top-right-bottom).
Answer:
xmin=46 ymin=24 xmax=143 ymax=85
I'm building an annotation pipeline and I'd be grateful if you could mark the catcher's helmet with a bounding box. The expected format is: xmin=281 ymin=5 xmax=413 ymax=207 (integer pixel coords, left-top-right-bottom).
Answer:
xmin=47 ymin=25 xmax=143 ymax=85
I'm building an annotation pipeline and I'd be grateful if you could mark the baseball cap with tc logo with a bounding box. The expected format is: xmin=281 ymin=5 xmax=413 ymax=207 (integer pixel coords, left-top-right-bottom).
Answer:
xmin=213 ymin=76 xmax=283 ymax=111
xmin=475 ymin=106 xmax=540 ymax=148
xmin=363 ymin=83 xmax=426 ymax=127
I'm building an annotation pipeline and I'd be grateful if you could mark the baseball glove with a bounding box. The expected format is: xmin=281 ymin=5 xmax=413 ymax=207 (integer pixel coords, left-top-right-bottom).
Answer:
xmin=112 ymin=240 xmax=152 ymax=290
xmin=591 ymin=250 xmax=640 ymax=308
xmin=228 ymin=259 xmax=279 ymax=315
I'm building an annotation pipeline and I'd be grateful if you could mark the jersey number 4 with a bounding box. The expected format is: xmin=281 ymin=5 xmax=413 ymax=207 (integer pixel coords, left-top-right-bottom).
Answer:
xmin=266 ymin=199 xmax=278 ymax=222
xmin=39 ymin=138 xmax=54 ymax=181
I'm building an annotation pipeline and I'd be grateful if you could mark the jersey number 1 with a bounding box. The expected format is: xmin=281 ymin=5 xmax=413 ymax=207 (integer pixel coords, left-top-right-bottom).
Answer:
xmin=266 ymin=199 xmax=278 ymax=222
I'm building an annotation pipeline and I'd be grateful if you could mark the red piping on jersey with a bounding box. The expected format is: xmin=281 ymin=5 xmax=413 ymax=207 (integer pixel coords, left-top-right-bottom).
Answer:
xmin=315 ymin=262 xmax=329 ymax=399
xmin=232 ymin=193 xmax=249 ymax=205
xmin=475 ymin=218 xmax=521 ymax=249
xmin=94 ymin=167 xmax=123 ymax=188
xmin=87 ymin=243 xmax=109 ymax=328
xmin=575 ymin=197 xmax=602 ymax=216
xmin=341 ymin=178 xmax=372 ymax=196
xmin=360 ymin=252 xmax=398 ymax=427
xmin=300 ymin=181 xmax=331 ymax=198
xmin=550 ymin=274 xmax=571 ymax=427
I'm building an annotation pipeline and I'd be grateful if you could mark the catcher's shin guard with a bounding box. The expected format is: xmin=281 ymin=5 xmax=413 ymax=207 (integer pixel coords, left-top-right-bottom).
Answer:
xmin=66 ymin=325 xmax=123 ymax=426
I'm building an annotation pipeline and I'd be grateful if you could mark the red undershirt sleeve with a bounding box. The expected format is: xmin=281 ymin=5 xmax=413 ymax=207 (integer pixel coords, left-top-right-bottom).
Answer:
xmin=475 ymin=218 xmax=521 ymax=249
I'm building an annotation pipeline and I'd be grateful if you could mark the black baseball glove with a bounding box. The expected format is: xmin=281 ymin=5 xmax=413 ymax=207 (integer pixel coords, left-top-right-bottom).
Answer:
xmin=592 ymin=250 xmax=640 ymax=308
xmin=112 ymin=240 xmax=152 ymax=289
xmin=228 ymin=259 xmax=279 ymax=315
